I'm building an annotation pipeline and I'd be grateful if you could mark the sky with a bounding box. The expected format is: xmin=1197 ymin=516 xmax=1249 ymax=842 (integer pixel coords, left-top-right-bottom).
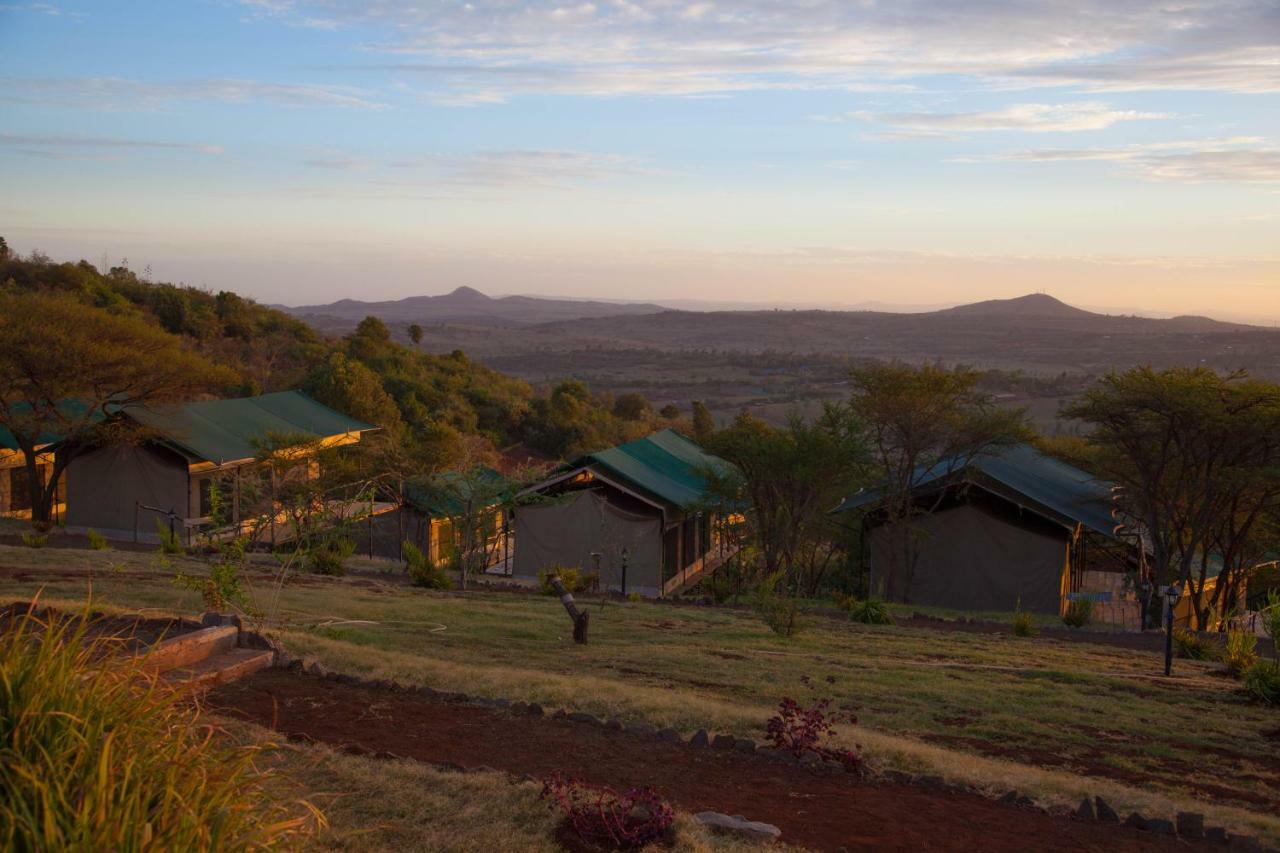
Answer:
xmin=1 ymin=1 xmax=1278 ymax=322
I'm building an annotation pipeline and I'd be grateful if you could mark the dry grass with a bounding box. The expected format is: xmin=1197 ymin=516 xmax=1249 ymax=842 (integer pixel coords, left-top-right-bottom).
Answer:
xmin=3 ymin=544 xmax=1279 ymax=846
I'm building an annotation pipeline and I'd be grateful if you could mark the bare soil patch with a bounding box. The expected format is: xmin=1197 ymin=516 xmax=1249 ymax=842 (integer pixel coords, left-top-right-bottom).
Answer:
xmin=0 ymin=601 xmax=199 ymax=650
xmin=208 ymin=670 xmax=1197 ymax=852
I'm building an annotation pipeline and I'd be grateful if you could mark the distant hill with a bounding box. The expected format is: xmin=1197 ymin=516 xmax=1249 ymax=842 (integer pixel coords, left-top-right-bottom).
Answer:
xmin=280 ymin=286 xmax=666 ymax=327
xmin=937 ymin=293 xmax=1097 ymax=319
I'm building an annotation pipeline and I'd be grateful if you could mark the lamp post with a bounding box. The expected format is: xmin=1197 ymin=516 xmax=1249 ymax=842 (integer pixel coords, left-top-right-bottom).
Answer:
xmin=1163 ymin=583 xmax=1182 ymax=677
xmin=620 ymin=546 xmax=629 ymax=596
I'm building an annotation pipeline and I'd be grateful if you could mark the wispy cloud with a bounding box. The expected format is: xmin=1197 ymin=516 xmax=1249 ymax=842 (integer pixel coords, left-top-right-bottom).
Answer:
xmin=964 ymin=137 xmax=1280 ymax=183
xmin=0 ymin=76 xmax=390 ymax=110
xmin=0 ymin=132 xmax=224 ymax=160
xmin=253 ymin=0 xmax=1278 ymax=101
xmin=834 ymin=102 xmax=1170 ymax=136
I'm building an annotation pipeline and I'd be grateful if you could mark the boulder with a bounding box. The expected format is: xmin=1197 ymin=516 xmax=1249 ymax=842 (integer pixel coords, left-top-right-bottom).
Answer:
xmin=1206 ymin=827 xmax=1229 ymax=845
xmin=734 ymin=738 xmax=757 ymax=754
xmin=627 ymin=722 xmax=658 ymax=737
xmin=694 ymin=811 xmax=782 ymax=842
xmin=688 ymin=729 xmax=710 ymax=748
xmin=659 ymin=727 xmax=681 ymax=743
xmin=1075 ymin=798 xmax=1096 ymax=820
xmin=568 ymin=711 xmax=599 ymax=725
xmin=1146 ymin=818 xmax=1175 ymax=836
xmin=1124 ymin=813 xmax=1148 ymax=831
xmin=1093 ymin=797 xmax=1120 ymax=823
xmin=712 ymin=734 xmax=737 ymax=750
xmin=1176 ymin=812 xmax=1205 ymax=840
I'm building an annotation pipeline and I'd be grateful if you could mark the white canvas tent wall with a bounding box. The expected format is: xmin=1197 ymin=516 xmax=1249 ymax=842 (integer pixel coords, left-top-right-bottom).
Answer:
xmin=513 ymin=490 xmax=662 ymax=596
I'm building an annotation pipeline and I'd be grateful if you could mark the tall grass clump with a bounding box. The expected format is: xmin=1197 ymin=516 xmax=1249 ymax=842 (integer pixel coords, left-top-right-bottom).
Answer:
xmin=1223 ymin=629 xmax=1258 ymax=678
xmin=404 ymin=541 xmax=451 ymax=590
xmin=1011 ymin=598 xmax=1038 ymax=637
xmin=0 ymin=603 xmax=319 ymax=850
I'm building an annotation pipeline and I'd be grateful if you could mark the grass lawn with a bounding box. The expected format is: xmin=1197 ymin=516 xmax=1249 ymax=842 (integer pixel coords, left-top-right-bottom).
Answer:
xmin=3 ymin=542 xmax=1277 ymax=846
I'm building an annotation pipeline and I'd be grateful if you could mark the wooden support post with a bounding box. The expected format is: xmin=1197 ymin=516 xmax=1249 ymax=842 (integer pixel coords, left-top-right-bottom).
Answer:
xmin=549 ymin=573 xmax=589 ymax=644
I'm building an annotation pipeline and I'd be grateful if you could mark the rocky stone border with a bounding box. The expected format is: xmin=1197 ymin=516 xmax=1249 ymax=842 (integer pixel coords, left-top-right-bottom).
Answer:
xmin=268 ymin=653 xmax=1269 ymax=851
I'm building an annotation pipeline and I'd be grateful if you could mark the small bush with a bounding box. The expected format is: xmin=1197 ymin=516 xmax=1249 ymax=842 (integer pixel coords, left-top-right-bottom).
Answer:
xmin=308 ymin=536 xmax=354 ymax=576
xmin=85 ymin=529 xmax=108 ymax=551
xmin=404 ymin=541 xmax=451 ymax=590
xmin=753 ymin=571 xmax=808 ymax=638
xmin=1011 ymin=599 xmax=1038 ymax=637
xmin=541 ymin=773 xmax=674 ymax=850
xmin=765 ymin=697 xmax=864 ymax=775
xmin=538 ymin=566 xmax=581 ymax=595
xmin=1061 ymin=598 xmax=1092 ymax=628
xmin=20 ymin=532 xmax=47 ymax=549
xmin=1224 ymin=629 xmax=1259 ymax=679
xmin=0 ymin=603 xmax=320 ymax=848
xmin=154 ymin=518 xmax=184 ymax=554
xmin=1242 ymin=660 xmax=1280 ymax=705
xmin=836 ymin=593 xmax=894 ymax=625
xmin=1173 ymin=629 xmax=1219 ymax=661
xmin=626 ymin=591 xmax=642 ymax=603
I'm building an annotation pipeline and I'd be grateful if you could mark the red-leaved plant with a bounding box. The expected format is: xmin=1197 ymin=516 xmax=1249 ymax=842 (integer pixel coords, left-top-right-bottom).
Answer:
xmin=541 ymin=773 xmax=675 ymax=850
xmin=765 ymin=696 xmax=864 ymax=775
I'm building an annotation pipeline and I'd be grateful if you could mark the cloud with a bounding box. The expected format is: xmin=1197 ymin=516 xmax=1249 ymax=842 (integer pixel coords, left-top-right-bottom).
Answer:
xmin=255 ymin=0 xmax=1278 ymax=101
xmin=967 ymin=137 xmax=1280 ymax=183
xmin=844 ymin=102 xmax=1170 ymax=135
xmin=0 ymin=76 xmax=390 ymax=110
xmin=0 ymin=132 xmax=224 ymax=159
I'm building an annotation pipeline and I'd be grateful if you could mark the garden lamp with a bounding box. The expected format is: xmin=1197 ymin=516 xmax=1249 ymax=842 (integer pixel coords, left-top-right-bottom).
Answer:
xmin=1162 ymin=583 xmax=1182 ymax=677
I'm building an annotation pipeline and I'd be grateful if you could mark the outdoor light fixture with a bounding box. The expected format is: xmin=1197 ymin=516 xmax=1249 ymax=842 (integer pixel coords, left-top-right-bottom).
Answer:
xmin=621 ymin=546 xmax=629 ymax=596
xmin=1162 ymin=583 xmax=1182 ymax=677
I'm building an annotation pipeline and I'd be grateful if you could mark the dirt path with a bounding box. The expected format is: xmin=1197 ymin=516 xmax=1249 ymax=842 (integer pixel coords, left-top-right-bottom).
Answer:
xmin=208 ymin=670 xmax=1197 ymax=852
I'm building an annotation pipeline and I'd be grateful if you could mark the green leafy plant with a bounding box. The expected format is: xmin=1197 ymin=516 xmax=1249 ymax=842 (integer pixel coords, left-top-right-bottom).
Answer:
xmin=85 ymin=529 xmax=108 ymax=551
xmin=404 ymin=540 xmax=451 ymax=590
xmin=1259 ymin=589 xmax=1280 ymax=663
xmin=753 ymin=571 xmax=808 ymax=638
xmin=0 ymin=602 xmax=321 ymax=848
xmin=1011 ymin=599 xmax=1038 ymax=637
xmin=154 ymin=518 xmax=184 ymax=555
xmin=307 ymin=536 xmax=355 ymax=576
xmin=174 ymin=537 xmax=250 ymax=613
xmin=1061 ymin=598 xmax=1092 ymax=628
xmin=1242 ymin=660 xmax=1280 ymax=706
xmin=20 ymin=532 xmax=47 ymax=549
xmin=835 ymin=592 xmax=894 ymax=625
xmin=1224 ymin=629 xmax=1259 ymax=678
xmin=538 ymin=565 xmax=581 ymax=595
xmin=1173 ymin=628 xmax=1219 ymax=661
xmin=626 ymin=591 xmax=642 ymax=603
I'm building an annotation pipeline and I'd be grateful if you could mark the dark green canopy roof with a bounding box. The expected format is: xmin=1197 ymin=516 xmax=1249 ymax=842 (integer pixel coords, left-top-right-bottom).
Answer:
xmin=568 ymin=428 xmax=734 ymax=511
xmin=404 ymin=466 xmax=508 ymax=517
xmin=125 ymin=391 xmax=376 ymax=465
xmin=834 ymin=442 xmax=1118 ymax=539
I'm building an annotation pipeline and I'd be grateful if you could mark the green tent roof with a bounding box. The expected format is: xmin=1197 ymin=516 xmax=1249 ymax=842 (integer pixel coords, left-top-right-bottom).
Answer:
xmin=0 ymin=399 xmax=102 ymax=451
xmin=570 ymin=428 xmax=734 ymax=511
xmin=124 ymin=391 xmax=376 ymax=465
xmin=404 ymin=466 xmax=508 ymax=517
xmin=834 ymin=442 xmax=1118 ymax=539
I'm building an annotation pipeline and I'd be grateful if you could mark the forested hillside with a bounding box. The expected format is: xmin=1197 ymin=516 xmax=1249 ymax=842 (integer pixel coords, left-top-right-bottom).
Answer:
xmin=0 ymin=242 xmax=677 ymax=467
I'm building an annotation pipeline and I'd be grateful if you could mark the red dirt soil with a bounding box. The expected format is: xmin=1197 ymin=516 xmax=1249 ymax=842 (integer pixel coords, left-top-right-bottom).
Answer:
xmin=207 ymin=670 xmax=1200 ymax=852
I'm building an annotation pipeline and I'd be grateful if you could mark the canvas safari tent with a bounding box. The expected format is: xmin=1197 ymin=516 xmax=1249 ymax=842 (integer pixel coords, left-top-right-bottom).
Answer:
xmin=63 ymin=391 xmax=377 ymax=543
xmin=835 ymin=443 xmax=1134 ymax=617
xmin=513 ymin=429 xmax=738 ymax=598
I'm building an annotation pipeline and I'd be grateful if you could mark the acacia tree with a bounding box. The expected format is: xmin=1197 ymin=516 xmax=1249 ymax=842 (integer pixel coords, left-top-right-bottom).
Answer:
xmin=1064 ymin=367 xmax=1280 ymax=628
xmin=703 ymin=404 xmax=868 ymax=595
xmin=0 ymin=290 xmax=235 ymax=527
xmin=407 ymin=324 xmax=424 ymax=347
xmin=850 ymin=363 xmax=1027 ymax=603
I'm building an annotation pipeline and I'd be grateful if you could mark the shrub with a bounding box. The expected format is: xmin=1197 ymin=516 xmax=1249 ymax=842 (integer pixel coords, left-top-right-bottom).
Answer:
xmin=1011 ymin=599 xmax=1038 ymax=637
xmin=1242 ymin=660 xmax=1280 ymax=706
xmin=1061 ymin=598 xmax=1092 ymax=628
xmin=538 ymin=566 xmax=581 ymax=595
xmin=307 ymin=536 xmax=354 ymax=576
xmin=19 ymin=532 xmax=47 ymax=549
xmin=154 ymin=518 xmax=184 ymax=555
xmin=1224 ymin=629 xmax=1259 ymax=679
xmin=836 ymin=593 xmax=894 ymax=625
xmin=753 ymin=571 xmax=807 ymax=638
xmin=1259 ymin=589 xmax=1280 ymax=663
xmin=764 ymin=697 xmax=863 ymax=775
xmin=0 ymin=603 xmax=320 ymax=849
xmin=404 ymin=541 xmax=451 ymax=590
xmin=626 ymin=591 xmax=642 ymax=603
xmin=541 ymin=773 xmax=673 ymax=850
xmin=85 ymin=529 xmax=108 ymax=551
xmin=1173 ymin=629 xmax=1219 ymax=661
